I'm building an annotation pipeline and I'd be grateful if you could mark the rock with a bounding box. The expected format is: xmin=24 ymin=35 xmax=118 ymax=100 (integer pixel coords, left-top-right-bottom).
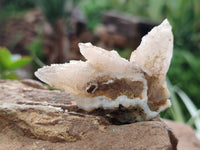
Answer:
xmin=102 ymin=11 xmax=156 ymax=38
xmin=35 ymin=19 xmax=174 ymax=122
xmin=0 ymin=79 xmax=178 ymax=150
xmin=96 ymin=11 xmax=156 ymax=49
xmin=1 ymin=79 xmax=200 ymax=150
xmin=0 ymin=118 xmax=175 ymax=150
xmin=165 ymin=120 xmax=200 ymax=150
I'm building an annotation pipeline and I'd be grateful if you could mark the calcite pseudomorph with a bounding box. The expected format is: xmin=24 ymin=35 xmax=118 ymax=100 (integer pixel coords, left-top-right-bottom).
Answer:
xmin=35 ymin=19 xmax=173 ymax=123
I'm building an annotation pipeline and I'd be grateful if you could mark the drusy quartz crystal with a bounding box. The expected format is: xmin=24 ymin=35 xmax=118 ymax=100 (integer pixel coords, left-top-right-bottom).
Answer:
xmin=35 ymin=19 xmax=173 ymax=123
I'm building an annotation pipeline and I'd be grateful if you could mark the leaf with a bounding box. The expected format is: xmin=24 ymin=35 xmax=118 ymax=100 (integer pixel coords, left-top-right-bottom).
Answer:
xmin=1 ymin=71 xmax=20 ymax=80
xmin=0 ymin=48 xmax=12 ymax=71
xmin=0 ymin=47 xmax=32 ymax=72
xmin=9 ymin=57 xmax=32 ymax=70
xmin=166 ymin=77 xmax=185 ymax=122
xmin=174 ymin=86 xmax=200 ymax=139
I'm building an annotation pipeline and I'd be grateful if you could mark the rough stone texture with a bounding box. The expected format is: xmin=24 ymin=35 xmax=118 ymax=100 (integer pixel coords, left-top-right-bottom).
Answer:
xmin=0 ymin=79 xmax=198 ymax=149
xmin=165 ymin=120 xmax=200 ymax=150
xmin=0 ymin=118 xmax=175 ymax=150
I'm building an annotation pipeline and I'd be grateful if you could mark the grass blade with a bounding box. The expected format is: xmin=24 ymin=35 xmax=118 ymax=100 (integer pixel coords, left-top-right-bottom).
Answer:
xmin=166 ymin=77 xmax=185 ymax=122
xmin=174 ymin=86 xmax=200 ymax=139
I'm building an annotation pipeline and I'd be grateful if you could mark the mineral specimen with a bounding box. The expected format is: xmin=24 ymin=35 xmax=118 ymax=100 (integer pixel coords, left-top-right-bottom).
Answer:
xmin=35 ymin=19 xmax=173 ymax=123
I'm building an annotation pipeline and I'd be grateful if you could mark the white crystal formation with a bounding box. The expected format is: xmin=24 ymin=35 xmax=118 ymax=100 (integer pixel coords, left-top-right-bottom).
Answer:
xmin=35 ymin=19 xmax=173 ymax=122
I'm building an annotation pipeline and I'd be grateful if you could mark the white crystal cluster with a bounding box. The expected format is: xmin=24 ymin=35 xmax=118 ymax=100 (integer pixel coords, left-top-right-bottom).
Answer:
xmin=35 ymin=19 xmax=173 ymax=121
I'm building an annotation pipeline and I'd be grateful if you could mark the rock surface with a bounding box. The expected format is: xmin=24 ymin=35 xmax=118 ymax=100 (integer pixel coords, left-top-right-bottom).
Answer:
xmin=165 ymin=120 xmax=200 ymax=150
xmin=0 ymin=79 xmax=198 ymax=150
xmin=97 ymin=11 xmax=156 ymax=49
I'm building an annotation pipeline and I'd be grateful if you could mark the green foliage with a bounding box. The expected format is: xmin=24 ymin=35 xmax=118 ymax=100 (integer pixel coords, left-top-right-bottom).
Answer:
xmin=166 ymin=49 xmax=200 ymax=136
xmin=81 ymin=0 xmax=160 ymax=30
xmin=0 ymin=5 xmax=24 ymax=20
xmin=166 ymin=0 xmax=200 ymax=55
xmin=2 ymin=0 xmax=36 ymax=9
xmin=168 ymin=49 xmax=200 ymax=107
xmin=175 ymin=87 xmax=200 ymax=139
xmin=36 ymin=0 xmax=68 ymax=26
xmin=162 ymin=78 xmax=200 ymax=138
xmin=161 ymin=78 xmax=185 ymax=123
xmin=81 ymin=0 xmax=115 ymax=30
xmin=36 ymin=0 xmax=80 ymax=26
xmin=27 ymin=37 xmax=45 ymax=67
xmin=82 ymin=0 xmax=200 ymax=53
xmin=0 ymin=47 xmax=32 ymax=79
xmin=117 ymin=48 xmax=132 ymax=59
xmin=0 ymin=0 xmax=35 ymax=20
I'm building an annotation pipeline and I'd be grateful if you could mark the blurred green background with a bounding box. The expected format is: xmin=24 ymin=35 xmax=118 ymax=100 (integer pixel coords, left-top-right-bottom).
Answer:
xmin=0 ymin=0 xmax=200 ymax=137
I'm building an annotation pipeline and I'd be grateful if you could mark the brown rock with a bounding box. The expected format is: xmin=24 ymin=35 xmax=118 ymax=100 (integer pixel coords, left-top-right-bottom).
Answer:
xmin=165 ymin=120 xmax=200 ymax=150
xmin=0 ymin=79 xmax=178 ymax=149
xmin=95 ymin=11 xmax=157 ymax=49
